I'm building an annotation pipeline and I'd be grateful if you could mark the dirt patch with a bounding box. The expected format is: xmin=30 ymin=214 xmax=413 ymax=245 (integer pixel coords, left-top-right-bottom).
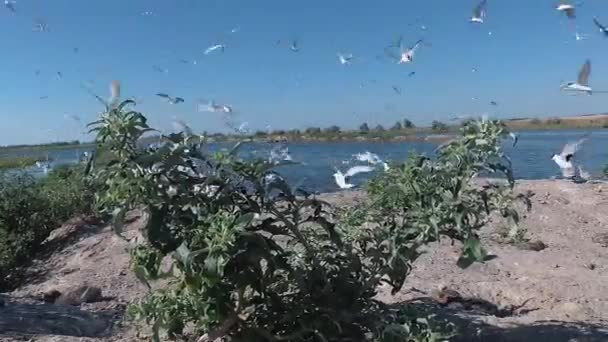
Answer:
xmin=1 ymin=180 xmax=608 ymax=341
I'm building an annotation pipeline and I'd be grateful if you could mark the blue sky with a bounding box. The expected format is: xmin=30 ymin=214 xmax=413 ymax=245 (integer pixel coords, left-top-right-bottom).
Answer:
xmin=1 ymin=0 xmax=608 ymax=145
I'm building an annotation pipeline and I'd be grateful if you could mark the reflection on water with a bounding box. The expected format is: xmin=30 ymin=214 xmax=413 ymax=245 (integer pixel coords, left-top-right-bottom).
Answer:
xmin=2 ymin=129 xmax=606 ymax=192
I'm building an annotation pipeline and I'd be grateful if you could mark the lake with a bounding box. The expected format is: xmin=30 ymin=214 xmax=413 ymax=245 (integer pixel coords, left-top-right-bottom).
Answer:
xmin=2 ymin=129 xmax=606 ymax=193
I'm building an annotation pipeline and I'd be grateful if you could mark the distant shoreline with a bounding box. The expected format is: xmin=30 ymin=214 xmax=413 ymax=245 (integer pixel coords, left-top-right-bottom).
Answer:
xmin=1 ymin=114 xmax=607 ymax=151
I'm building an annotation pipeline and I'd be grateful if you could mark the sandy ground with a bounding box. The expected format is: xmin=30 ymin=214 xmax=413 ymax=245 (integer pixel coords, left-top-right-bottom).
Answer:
xmin=2 ymin=180 xmax=608 ymax=341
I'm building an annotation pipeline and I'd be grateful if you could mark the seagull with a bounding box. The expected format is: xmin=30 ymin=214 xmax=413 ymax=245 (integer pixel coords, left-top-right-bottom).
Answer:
xmin=337 ymin=52 xmax=354 ymax=65
xmin=471 ymin=0 xmax=487 ymax=23
xmin=560 ymin=60 xmax=592 ymax=95
xmin=552 ymin=135 xmax=588 ymax=178
xmin=56 ymin=71 xmax=62 ymax=80
xmin=4 ymin=0 xmax=16 ymax=13
xmin=593 ymin=17 xmax=608 ymax=36
xmin=270 ymin=143 xmax=293 ymax=163
xmin=408 ymin=71 xmax=416 ymax=77
xmin=333 ymin=165 xmax=375 ymax=189
xmin=152 ymin=65 xmax=168 ymax=74
xmin=385 ymin=37 xmax=424 ymax=64
xmin=354 ymin=151 xmax=390 ymax=171
xmin=556 ymin=0 xmax=576 ymax=19
xmin=392 ymin=85 xmax=401 ymax=95
xmin=156 ymin=93 xmax=184 ymax=104
xmin=578 ymin=166 xmax=591 ymax=180
xmin=490 ymin=100 xmax=498 ymax=106
xmin=198 ymin=100 xmax=233 ymax=113
xmin=204 ymin=44 xmax=226 ymax=55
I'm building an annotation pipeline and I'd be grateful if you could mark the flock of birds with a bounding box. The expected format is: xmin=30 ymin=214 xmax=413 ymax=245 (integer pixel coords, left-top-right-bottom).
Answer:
xmin=5 ymin=0 xmax=604 ymax=188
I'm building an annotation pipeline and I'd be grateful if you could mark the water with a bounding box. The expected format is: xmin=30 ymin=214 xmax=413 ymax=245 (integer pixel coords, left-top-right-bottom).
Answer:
xmin=4 ymin=129 xmax=607 ymax=192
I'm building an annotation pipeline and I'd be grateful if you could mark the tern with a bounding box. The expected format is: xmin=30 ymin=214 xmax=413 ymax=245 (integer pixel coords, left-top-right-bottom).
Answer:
xmin=593 ymin=17 xmax=608 ymax=36
xmin=204 ymin=44 xmax=226 ymax=55
xmin=156 ymin=93 xmax=184 ymax=104
xmin=333 ymin=165 xmax=375 ymax=189
xmin=385 ymin=37 xmax=424 ymax=64
xmin=560 ymin=60 xmax=592 ymax=95
xmin=552 ymin=135 xmax=588 ymax=178
xmin=337 ymin=52 xmax=354 ymax=65
xmin=556 ymin=0 xmax=576 ymax=19
xmin=471 ymin=0 xmax=487 ymax=23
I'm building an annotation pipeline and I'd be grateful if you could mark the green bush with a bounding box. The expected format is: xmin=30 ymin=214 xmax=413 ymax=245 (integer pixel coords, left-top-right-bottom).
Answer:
xmin=0 ymin=165 xmax=96 ymax=289
xmin=89 ymin=100 xmax=528 ymax=341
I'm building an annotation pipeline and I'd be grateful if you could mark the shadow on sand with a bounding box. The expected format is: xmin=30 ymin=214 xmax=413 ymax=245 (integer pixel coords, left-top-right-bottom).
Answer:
xmin=397 ymin=298 xmax=608 ymax=342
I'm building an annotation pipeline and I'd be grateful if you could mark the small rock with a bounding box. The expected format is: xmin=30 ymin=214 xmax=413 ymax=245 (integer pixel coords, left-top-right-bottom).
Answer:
xmin=516 ymin=240 xmax=546 ymax=252
xmin=53 ymin=286 xmax=104 ymax=306
xmin=584 ymin=263 xmax=596 ymax=270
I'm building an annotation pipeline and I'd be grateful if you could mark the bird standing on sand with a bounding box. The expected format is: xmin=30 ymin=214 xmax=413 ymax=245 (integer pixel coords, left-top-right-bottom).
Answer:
xmin=552 ymin=135 xmax=588 ymax=178
xmin=333 ymin=165 xmax=375 ymax=189
xmin=471 ymin=0 xmax=487 ymax=23
xmin=560 ymin=60 xmax=591 ymax=95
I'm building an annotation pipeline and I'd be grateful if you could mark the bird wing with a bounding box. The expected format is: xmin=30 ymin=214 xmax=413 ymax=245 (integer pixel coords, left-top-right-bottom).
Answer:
xmin=410 ymin=39 xmax=424 ymax=52
xmin=345 ymin=165 xmax=375 ymax=177
xmin=594 ymin=18 xmax=606 ymax=31
xmin=561 ymin=135 xmax=588 ymax=157
xmin=577 ymin=60 xmax=591 ymax=86
xmin=384 ymin=46 xmax=401 ymax=62
xmin=156 ymin=93 xmax=170 ymax=98
xmin=174 ymin=97 xmax=185 ymax=103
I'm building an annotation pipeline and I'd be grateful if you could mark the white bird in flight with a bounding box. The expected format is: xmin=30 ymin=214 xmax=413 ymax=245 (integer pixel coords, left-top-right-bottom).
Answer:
xmin=556 ymin=0 xmax=576 ymax=19
xmin=560 ymin=59 xmax=592 ymax=95
xmin=471 ymin=0 xmax=487 ymax=23
xmin=204 ymin=44 xmax=226 ymax=55
xmin=385 ymin=37 xmax=424 ymax=64
xmin=552 ymin=135 xmax=588 ymax=178
xmin=198 ymin=100 xmax=233 ymax=113
xmin=333 ymin=165 xmax=375 ymax=189
xmin=354 ymin=151 xmax=389 ymax=171
xmin=337 ymin=52 xmax=354 ymax=65
xmin=156 ymin=93 xmax=184 ymax=104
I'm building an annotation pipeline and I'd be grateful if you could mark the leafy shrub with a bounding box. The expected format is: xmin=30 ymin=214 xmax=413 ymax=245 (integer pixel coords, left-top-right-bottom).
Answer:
xmin=0 ymin=165 xmax=95 ymax=289
xmin=403 ymin=119 xmax=415 ymax=129
xmin=90 ymin=101 xmax=527 ymax=341
xmin=359 ymin=123 xmax=370 ymax=132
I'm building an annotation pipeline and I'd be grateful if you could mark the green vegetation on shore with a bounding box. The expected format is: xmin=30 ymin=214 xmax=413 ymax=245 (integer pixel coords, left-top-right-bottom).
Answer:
xmin=0 ymin=165 xmax=96 ymax=289
xmin=0 ymin=156 xmax=45 ymax=170
xmin=0 ymin=140 xmax=95 ymax=153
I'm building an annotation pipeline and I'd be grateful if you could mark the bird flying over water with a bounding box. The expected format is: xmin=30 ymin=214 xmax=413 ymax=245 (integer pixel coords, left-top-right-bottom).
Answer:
xmin=156 ymin=93 xmax=184 ymax=104
xmin=333 ymin=165 xmax=375 ymax=189
xmin=385 ymin=37 xmax=424 ymax=64
xmin=552 ymin=135 xmax=588 ymax=178
xmin=593 ymin=17 xmax=608 ymax=36
xmin=556 ymin=0 xmax=576 ymax=19
xmin=560 ymin=60 xmax=592 ymax=95
xmin=471 ymin=0 xmax=487 ymax=23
